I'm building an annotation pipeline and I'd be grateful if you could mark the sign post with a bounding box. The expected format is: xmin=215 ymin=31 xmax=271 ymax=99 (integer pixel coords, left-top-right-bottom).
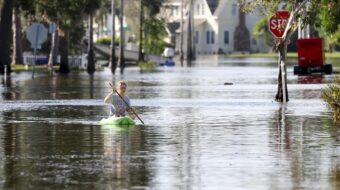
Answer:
xmin=269 ymin=11 xmax=290 ymax=103
xmin=26 ymin=23 xmax=48 ymax=79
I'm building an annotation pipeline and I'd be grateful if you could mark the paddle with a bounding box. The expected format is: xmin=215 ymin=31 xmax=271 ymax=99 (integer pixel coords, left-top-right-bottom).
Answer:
xmin=109 ymin=82 xmax=145 ymax=125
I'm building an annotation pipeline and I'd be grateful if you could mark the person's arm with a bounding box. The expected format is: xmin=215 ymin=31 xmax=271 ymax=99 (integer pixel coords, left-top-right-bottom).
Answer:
xmin=104 ymin=91 xmax=114 ymax=104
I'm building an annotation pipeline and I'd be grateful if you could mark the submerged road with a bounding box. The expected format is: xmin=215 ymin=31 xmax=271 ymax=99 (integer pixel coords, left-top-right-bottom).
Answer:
xmin=0 ymin=58 xmax=339 ymax=189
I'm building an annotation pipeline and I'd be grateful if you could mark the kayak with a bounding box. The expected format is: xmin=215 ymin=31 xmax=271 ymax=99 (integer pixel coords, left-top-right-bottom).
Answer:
xmin=99 ymin=116 xmax=135 ymax=126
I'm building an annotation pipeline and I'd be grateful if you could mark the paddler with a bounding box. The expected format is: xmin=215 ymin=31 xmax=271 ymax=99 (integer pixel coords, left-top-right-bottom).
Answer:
xmin=104 ymin=81 xmax=132 ymax=117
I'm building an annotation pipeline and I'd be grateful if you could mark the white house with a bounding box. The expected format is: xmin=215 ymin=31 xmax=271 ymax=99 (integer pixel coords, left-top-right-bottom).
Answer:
xmin=160 ymin=0 xmax=269 ymax=54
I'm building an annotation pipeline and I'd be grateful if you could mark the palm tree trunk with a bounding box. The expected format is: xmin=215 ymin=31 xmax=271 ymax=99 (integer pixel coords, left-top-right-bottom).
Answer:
xmin=186 ymin=0 xmax=194 ymax=65
xmin=0 ymin=0 xmax=13 ymax=75
xmin=12 ymin=5 xmax=23 ymax=65
xmin=87 ymin=13 xmax=95 ymax=74
xmin=110 ymin=0 xmax=117 ymax=74
xmin=59 ymin=30 xmax=70 ymax=74
xmin=119 ymin=0 xmax=125 ymax=73
xmin=180 ymin=0 xmax=184 ymax=66
xmin=138 ymin=0 xmax=144 ymax=62
xmin=48 ymin=24 xmax=59 ymax=67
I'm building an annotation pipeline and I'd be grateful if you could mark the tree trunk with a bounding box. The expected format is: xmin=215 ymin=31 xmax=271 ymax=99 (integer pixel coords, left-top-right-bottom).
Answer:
xmin=12 ymin=5 xmax=23 ymax=65
xmin=186 ymin=0 xmax=195 ymax=65
xmin=275 ymin=43 xmax=289 ymax=102
xmin=87 ymin=13 xmax=95 ymax=74
xmin=48 ymin=25 xmax=59 ymax=67
xmin=180 ymin=0 xmax=184 ymax=66
xmin=110 ymin=0 xmax=117 ymax=74
xmin=0 ymin=0 xmax=13 ymax=75
xmin=58 ymin=30 xmax=70 ymax=74
xmin=119 ymin=0 xmax=125 ymax=73
xmin=138 ymin=2 xmax=144 ymax=62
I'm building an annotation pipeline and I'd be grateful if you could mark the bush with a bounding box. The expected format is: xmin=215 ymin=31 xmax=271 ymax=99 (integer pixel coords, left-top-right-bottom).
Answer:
xmin=96 ymin=37 xmax=120 ymax=45
xmin=137 ymin=61 xmax=157 ymax=72
xmin=322 ymin=76 xmax=340 ymax=124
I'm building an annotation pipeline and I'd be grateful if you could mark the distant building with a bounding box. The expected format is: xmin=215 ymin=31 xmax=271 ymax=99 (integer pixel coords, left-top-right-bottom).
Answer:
xmin=160 ymin=0 xmax=269 ymax=54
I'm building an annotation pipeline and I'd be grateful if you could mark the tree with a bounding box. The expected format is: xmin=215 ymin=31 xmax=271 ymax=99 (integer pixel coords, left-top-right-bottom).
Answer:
xmin=180 ymin=0 xmax=184 ymax=66
xmin=118 ymin=0 xmax=125 ymax=73
xmin=84 ymin=0 xmax=102 ymax=75
xmin=110 ymin=0 xmax=117 ymax=74
xmin=186 ymin=0 xmax=195 ymax=64
xmin=252 ymin=16 xmax=274 ymax=50
xmin=241 ymin=0 xmax=340 ymax=103
xmin=0 ymin=0 xmax=13 ymax=75
xmin=35 ymin=0 xmax=102 ymax=74
xmin=12 ymin=4 xmax=24 ymax=65
xmin=137 ymin=0 xmax=167 ymax=63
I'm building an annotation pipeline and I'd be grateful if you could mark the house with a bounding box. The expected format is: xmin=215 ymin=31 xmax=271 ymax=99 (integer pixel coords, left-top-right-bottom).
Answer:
xmin=160 ymin=0 xmax=270 ymax=54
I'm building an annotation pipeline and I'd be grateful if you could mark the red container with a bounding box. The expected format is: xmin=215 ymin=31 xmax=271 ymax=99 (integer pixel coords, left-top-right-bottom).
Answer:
xmin=297 ymin=38 xmax=324 ymax=67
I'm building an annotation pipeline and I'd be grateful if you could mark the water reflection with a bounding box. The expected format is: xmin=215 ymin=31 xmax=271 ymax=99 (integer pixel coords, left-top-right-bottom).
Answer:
xmin=0 ymin=60 xmax=339 ymax=189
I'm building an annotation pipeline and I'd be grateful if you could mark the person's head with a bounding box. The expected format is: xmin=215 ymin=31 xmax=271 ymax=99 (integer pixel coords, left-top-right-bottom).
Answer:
xmin=116 ymin=81 xmax=127 ymax=94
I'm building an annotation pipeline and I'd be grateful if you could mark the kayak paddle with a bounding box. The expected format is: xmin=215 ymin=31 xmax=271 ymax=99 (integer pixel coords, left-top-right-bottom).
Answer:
xmin=109 ymin=82 xmax=145 ymax=125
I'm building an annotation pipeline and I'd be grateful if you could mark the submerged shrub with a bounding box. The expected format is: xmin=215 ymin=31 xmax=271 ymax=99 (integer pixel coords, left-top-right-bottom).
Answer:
xmin=322 ymin=76 xmax=340 ymax=124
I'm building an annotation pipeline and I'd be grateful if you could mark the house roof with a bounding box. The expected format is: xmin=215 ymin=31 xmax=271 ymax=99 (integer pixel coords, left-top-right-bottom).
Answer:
xmin=206 ymin=0 xmax=220 ymax=14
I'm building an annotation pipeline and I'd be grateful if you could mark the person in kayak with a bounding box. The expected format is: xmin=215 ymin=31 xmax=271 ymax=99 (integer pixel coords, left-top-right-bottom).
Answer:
xmin=104 ymin=81 xmax=132 ymax=117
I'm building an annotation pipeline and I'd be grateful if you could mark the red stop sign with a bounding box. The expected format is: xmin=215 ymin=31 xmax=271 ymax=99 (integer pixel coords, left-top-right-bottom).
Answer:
xmin=269 ymin=11 xmax=290 ymax=38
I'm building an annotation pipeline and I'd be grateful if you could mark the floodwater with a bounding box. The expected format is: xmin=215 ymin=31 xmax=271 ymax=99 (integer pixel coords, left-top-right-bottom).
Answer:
xmin=0 ymin=57 xmax=339 ymax=189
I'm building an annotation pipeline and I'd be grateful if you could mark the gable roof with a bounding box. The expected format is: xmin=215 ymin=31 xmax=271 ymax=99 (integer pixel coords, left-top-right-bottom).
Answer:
xmin=206 ymin=0 xmax=220 ymax=14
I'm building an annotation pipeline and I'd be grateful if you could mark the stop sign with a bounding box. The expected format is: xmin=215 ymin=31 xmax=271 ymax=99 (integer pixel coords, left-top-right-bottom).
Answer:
xmin=269 ymin=11 xmax=290 ymax=38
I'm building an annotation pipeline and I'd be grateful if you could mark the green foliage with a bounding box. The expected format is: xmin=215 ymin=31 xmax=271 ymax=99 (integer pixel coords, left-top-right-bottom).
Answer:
xmin=96 ymin=36 xmax=120 ymax=45
xmin=244 ymin=0 xmax=340 ymax=51
xmin=319 ymin=0 xmax=340 ymax=34
xmin=143 ymin=18 xmax=167 ymax=55
xmin=137 ymin=60 xmax=157 ymax=72
xmin=252 ymin=16 xmax=273 ymax=47
xmin=322 ymin=76 xmax=340 ymax=124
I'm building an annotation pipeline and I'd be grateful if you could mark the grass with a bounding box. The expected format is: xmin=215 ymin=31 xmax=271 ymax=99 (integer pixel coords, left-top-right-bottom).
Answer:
xmin=12 ymin=64 xmax=58 ymax=72
xmin=322 ymin=76 xmax=340 ymax=124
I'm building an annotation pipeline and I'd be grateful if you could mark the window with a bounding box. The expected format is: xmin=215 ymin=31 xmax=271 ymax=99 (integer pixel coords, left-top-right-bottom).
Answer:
xmin=224 ymin=31 xmax=229 ymax=44
xmin=196 ymin=4 xmax=200 ymax=15
xmin=211 ymin=31 xmax=215 ymax=44
xmin=232 ymin=4 xmax=237 ymax=15
xmin=206 ymin=31 xmax=210 ymax=44
xmin=195 ymin=31 xmax=199 ymax=44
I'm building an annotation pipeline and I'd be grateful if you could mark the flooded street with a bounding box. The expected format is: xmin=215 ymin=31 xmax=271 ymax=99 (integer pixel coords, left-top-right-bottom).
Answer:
xmin=0 ymin=57 xmax=339 ymax=189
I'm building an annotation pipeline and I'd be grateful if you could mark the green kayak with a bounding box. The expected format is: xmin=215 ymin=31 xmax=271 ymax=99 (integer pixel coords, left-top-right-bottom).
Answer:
xmin=99 ymin=116 xmax=136 ymax=126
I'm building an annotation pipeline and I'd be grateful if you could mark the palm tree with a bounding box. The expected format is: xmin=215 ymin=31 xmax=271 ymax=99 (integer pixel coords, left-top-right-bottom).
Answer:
xmin=118 ymin=0 xmax=125 ymax=73
xmin=12 ymin=4 xmax=23 ymax=65
xmin=87 ymin=13 xmax=95 ymax=74
xmin=110 ymin=0 xmax=117 ymax=74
